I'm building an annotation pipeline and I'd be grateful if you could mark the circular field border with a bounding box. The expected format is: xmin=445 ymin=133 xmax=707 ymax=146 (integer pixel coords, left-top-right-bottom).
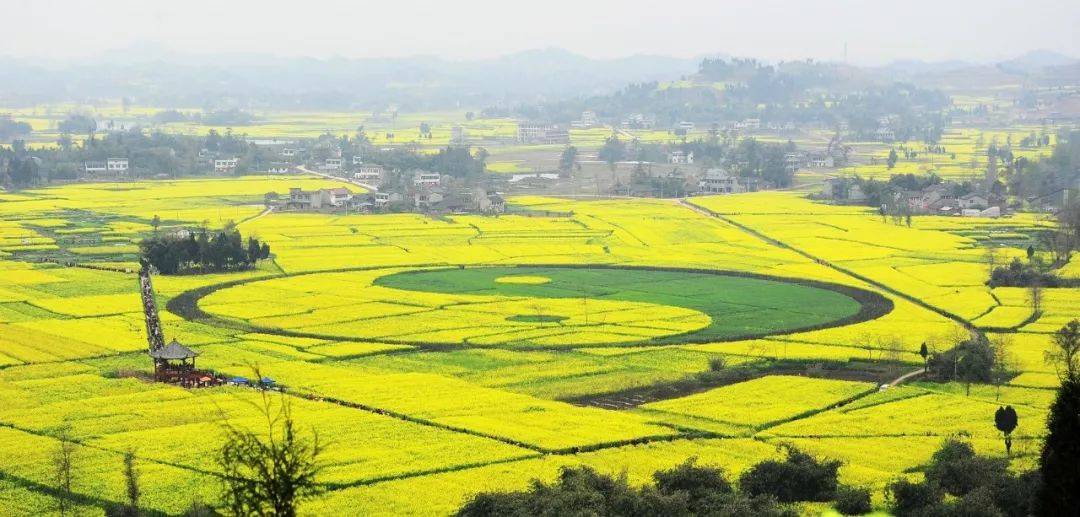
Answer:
xmin=167 ymin=264 xmax=894 ymax=350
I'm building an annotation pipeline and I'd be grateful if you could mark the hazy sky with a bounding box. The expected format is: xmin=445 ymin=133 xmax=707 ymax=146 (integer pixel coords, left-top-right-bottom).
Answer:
xmin=7 ymin=0 xmax=1079 ymax=64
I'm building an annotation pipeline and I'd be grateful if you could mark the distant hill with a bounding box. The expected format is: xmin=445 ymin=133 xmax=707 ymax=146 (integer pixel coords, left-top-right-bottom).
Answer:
xmin=876 ymin=50 xmax=1079 ymax=90
xmin=0 ymin=48 xmax=699 ymax=110
xmin=998 ymin=49 xmax=1078 ymax=73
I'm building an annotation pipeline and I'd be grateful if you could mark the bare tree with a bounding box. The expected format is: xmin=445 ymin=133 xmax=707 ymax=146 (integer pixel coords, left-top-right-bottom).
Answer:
xmin=218 ymin=370 xmax=325 ymax=517
xmin=1046 ymin=319 xmax=1080 ymax=383
xmin=984 ymin=245 xmax=999 ymax=278
xmin=52 ymin=429 xmax=77 ymax=517
xmin=879 ymin=337 xmax=906 ymax=377
xmin=531 ymin=302 xmax=546 ymax=327
xmin=1029 ymin=279 xmax=1044 ymax=317
xmin=989 ymin=334 xmax=1015 ymax=399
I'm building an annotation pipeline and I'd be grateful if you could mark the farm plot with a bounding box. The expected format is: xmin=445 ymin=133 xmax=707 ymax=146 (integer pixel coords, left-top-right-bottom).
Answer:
xmin=199 ymin=265 xmax=877 ymax=347
xmin=639 ymin=375 xmax=874 ymax=432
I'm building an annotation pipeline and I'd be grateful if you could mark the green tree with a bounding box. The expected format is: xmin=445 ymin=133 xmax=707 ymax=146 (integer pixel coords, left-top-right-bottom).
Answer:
xmin=557 ymin=145 xmax=578 ymax=177
xmin=53 ymin=429 xmax=77 ymax=517
xmin=994 ymin=406 xmax=1018 ymax=456
xmin=114 ymin=450 xmax=141 ymax=517
xmin=598 ymin=134 xmax=625 ymax=171
xmin=1037 ymin=378 xmax=1080 ymax=515
xmin=887 ymin=148 xmax=898 ymax=169
xmin=57 ymin=133 xmax=74 ymax=152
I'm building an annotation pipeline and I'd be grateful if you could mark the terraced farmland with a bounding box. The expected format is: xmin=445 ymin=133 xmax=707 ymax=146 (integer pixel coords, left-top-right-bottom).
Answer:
xmin=0 ymin=177 xmax=1066 ymax=515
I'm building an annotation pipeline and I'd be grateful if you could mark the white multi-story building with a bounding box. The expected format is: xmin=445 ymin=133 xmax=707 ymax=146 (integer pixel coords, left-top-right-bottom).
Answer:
xmin=214 ymin=158 xmax=239 ymax=174
xmin=668 ymin=151 xmax=694 ymax=165
xmin=324 ymin=158 xmax=343 ymax=171
xmin=353 ymin=165 xmax=384 ymax=182
xmin=413 ymin=171 xmax=441 ymax=187
xmin=83 ymin=161 xmax=108 ymax=174
xmin=698 ymin=168 xmax=746 ymax=194
xmin=106 ymin=158 xmax=129 ymax=174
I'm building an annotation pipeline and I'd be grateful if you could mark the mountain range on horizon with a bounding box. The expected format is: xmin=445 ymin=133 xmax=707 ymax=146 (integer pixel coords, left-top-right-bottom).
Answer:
xmin=0 ymin=47 xmax=1075 ymax=111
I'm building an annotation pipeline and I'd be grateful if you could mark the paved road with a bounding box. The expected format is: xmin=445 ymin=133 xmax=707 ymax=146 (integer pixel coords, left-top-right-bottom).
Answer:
xmin=296 ymin=165 xmax=379 ymax=192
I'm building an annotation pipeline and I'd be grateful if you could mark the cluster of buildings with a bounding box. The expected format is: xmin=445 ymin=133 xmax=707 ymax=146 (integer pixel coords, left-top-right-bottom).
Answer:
xmin=894 ymin=183 xmax=1000 ymax=217
xmin=820 ymin=177 xmax=1003 ymax=217
xmin=282 ymin=170 xmax=506 ymax=215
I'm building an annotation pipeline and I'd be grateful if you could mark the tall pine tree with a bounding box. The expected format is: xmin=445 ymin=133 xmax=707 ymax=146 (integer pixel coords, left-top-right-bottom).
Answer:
xmin=1036 ymin=379 xmax=1080 ymax=515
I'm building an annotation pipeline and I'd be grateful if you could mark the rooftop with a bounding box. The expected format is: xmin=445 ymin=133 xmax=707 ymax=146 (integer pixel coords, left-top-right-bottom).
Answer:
xmin=149 ymin=339 xmax=199 ymax=360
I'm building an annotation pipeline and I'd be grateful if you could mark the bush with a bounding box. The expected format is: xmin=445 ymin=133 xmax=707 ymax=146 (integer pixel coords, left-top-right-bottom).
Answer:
xmin=888 ymin=439 xmax=1038 ymax=517
xmin=926 ymin=339 xmax=996 ymax=383
xmin=924 ymin=439 xmax=1008 ymax=496
xmin=953 ymin=486 xmax=1004 ymax=517
xmin=653 ymin=457 xmax=733 ymax=502
xmin=738 ymin=447 xmax=840 ymax=503
xmin=708 ymin=356 xmax=727 ymax=372
xmin=834 ymin=485 xmax=872 ymax=515
xmin=457 ymin=459 xmax=803 ymax=517
xmin=989 ymin=258 xmax=1065 ymax=288
xmin=887 ymin=478 xmax=943 ymax=516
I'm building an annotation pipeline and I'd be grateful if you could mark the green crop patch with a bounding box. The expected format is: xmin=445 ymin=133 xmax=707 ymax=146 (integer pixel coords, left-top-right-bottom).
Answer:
xmin=360 ymin=266 xmax=890 ymax=347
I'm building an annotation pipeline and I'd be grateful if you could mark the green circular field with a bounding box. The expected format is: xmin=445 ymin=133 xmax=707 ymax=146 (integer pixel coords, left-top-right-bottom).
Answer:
xmin=190 ymin=265 xmax=892 ymax=348
xmin=365 ymin=266 xmax=890 ymax=346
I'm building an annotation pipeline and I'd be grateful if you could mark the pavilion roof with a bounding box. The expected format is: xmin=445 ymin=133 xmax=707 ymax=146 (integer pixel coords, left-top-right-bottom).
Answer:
xmin=150 ymin=339 xmax=199 ymax=360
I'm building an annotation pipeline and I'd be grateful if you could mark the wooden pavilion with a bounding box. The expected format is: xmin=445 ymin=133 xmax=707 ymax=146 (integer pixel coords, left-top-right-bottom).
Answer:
xmin=150 ymin=338 xmax=198 ymax=382
xmin=140 ymin=262 xmax=222 ymax=388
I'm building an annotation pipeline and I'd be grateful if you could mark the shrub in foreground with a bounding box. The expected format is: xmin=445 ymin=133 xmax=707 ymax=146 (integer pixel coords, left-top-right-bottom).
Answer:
xmin=456 ymin=459 xmax=799 ymax=517
xmin=887 ymin=438 xmax=1038 ymax=517
xmin=833 ymin=485 xmax=872 ymax=515
xmin=738 ymin=447 xmax=841 ymax=502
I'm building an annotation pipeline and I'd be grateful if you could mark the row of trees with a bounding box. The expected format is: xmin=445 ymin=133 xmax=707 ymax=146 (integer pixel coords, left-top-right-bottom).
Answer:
xmin=486 ymin=61 xmax=949 ymax=142
xmin=1 ymin=127 xmax=274 ymax=186
xmin=459 ymin=446 xmax=850 ymax=517
xmin=139 ymin=223 xmax=270 ymax=275
xmin=0 ymin=115 xmax=32 ymax=141
xmin=1005 ymin=129 xmax=1080 ymax=204
xmin=595 ymin=133 xmax=798 ymax=188
xmin=0 ymin=140 xmax=42 ymax=188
